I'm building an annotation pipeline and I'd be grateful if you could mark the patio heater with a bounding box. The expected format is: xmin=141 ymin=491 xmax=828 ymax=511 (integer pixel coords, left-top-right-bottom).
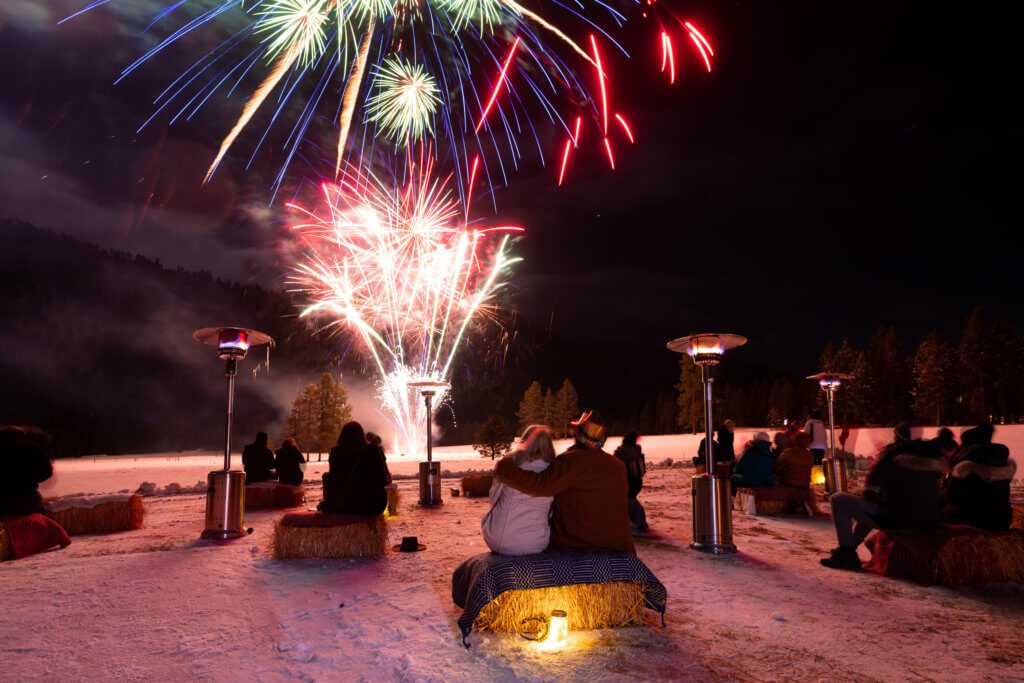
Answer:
xmin=807 ymin=372 xmax=853 ymax=495
xmin=667 ymin=333 xmax=747 ymax=555
xmin=193 ymin=326 xmax=272 ymax=540
xmin=408 ymin=380 xmax=450 ymax=507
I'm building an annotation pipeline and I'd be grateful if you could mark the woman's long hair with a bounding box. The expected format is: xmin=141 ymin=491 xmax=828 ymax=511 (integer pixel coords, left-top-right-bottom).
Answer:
xmin=515 ymin=426 xmax=556 ymax=464
xmin=335 ymin=421 xmax=367 ymax=454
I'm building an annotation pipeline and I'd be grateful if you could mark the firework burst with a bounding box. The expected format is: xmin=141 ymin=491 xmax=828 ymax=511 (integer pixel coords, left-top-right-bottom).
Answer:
xmin=287 ymin=159 xmax=521 ymax=455
xmin=367 ymin=59 xmax=441 ymax=144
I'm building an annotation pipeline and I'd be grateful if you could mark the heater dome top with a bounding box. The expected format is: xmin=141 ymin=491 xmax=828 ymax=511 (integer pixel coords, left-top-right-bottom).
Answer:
xmin=666 ymin=333 xmax=747 ymax=356
xmin=806 ymin=372 xmax=855 ymax=381
xmin=193 ymin=326 xmax=273 ymax=347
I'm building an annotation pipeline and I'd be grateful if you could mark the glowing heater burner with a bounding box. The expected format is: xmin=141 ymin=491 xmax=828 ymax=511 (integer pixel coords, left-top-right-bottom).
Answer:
xmin=194 ymin=326 xmax=272 ymax=540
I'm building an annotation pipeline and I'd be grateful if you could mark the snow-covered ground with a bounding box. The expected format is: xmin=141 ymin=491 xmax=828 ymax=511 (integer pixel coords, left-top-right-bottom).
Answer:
xmin=5 ymin=428 xmax=1023 ymax=680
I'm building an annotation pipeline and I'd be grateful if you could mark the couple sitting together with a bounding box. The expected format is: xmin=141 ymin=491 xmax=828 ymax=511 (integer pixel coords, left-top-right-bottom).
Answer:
xmin=481 ymin=411 xmax=635 ymax=557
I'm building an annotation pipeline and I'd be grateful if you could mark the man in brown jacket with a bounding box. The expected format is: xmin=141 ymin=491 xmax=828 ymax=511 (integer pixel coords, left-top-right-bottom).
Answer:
xmin=494 ymin=410 xmax=635 ymax=555
xmin=774 ymin=431 xmax=814 ymax=488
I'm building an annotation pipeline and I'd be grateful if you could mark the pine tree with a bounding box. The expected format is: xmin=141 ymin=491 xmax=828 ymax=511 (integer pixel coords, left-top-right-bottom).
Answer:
xmin=314 ymin=373 xmax=352 ymax=453
xmin=553 ymin=379 xmax=579 ymax=438
xmin=958 ymin=308 xmax=989 ymax=422
xmin=473 ymin=414 xmax=513 ymax=460
xmin=865 ymin=326 xmax=909 ymax=425
xmin=516 ymin=381 xmax=545 ymax=434
xmin=676 ymin=360 xmax=704 ymax=432
xmin=285 ymin=384 xmax=319 ymax=455
xmin=655 ymin=390 xmax=677 ymax=434
xmin=768 ymin=378 xmax=797 ymax=424
xmin=912 ymin=330 xmax=956 ymax=425
xmin=543 ymin=388 xmax=556 ymax=426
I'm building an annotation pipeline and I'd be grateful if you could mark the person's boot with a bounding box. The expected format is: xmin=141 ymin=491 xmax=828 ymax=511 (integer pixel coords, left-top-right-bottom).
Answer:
xmin=820 ymin=546 xmax=862 ymax=570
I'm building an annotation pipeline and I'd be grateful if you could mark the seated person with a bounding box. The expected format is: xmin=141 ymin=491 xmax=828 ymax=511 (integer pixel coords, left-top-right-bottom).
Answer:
xmin=365 ymin=432 xmax=393 ymax=485
xmin=774 ymin=432 xmax=814 ymax=488
xmin=614 ymin=431 xmax=648 ymax=532
xmin=242 ymin=432 xmax=276 ymax=483
xmin=319 ymin=421 xmax=388 ymax=515
xmin=482 ymin=426 xmax=556 ymax=555
xmin=274 ymin=438 xmax=306 ymax=487
xmin=821 ymin=421 xmax=945 ymax=570
xmin=733 ymin=432 xmax=775 ymax=488
xmin=0 ymin=425 xmax=54 ymax=516
xmin=494 ymin=410 xmax=635 ymax=555
xmin=942 ymin=423 xmax=1016 ymax=530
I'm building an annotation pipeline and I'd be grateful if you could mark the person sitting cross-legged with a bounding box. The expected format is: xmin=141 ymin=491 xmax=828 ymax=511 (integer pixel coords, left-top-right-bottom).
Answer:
xmin=494 ymin=410 xmax=635 ymax=555
xmin=821 ymin=421 xmax=945 ymax=570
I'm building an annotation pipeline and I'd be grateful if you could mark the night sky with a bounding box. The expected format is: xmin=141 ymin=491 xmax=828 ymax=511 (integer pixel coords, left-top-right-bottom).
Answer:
xmin=1 ymin=1 xmax=1018 ymax=375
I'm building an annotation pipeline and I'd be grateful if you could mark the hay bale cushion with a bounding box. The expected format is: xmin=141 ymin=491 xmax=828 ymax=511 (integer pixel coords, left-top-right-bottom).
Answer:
xmin=44 ymin=494 xmax=145 ymax=535
xmin=1011 ymin=501 xmax=1023 ymax=530
xmin=0 ymin=514 xmax=71 ymax=560
xmin=244 ymin=482 xmax=304 ymax=509
xmin=461 ymin=473 xmax=494 ymax=497
xmin=272 ymin=512 xmax=387 ymax=560
xmin=451 ymin=551 xmax=667 ymax=644
xmin=384 ymin=484 xmax=400 ymax=516
xmin=734 ymin=486 xmax=811 ymax=516
xmin=865 ymin=525 xmax=1024 ymax=586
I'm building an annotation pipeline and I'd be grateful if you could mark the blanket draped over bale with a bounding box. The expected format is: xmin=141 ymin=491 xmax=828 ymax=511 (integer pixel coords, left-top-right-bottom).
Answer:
xmin=451 ymin=551 xmax=667 ymax=644
xmin=244 ymin=482 xmax=304 ymax=509
xmin=0 ymin=514 xmax=71 ymax=560
xmin=865 ymin=526 xmax=1024 ymax=586
xmin=271 ymin=512 xmax=387 ymax=559
xmin=43 ymin=494 xmax=145 ymax=535
xmin=460 ymin=474 xmax=494 ymax=497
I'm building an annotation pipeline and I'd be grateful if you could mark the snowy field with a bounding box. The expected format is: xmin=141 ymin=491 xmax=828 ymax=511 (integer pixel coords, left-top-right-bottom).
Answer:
xmin=4 ymin=428 xmax=1023 ymax=680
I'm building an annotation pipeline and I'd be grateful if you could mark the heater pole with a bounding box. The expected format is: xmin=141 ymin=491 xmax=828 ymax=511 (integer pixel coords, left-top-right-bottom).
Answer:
xmin=702 ymin=364 xmax=714 ymax=473
xmin=424 ymin=392 xmax=434 ymax=464
xmin=224 ymin=358 xmax=237 ymax=472
xmin=827 ymin=387 xmax=836 ymax=459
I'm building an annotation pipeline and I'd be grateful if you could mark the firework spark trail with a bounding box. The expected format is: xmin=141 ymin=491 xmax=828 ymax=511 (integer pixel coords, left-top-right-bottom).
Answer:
xmin=287 ymin=163 xmax=520 ymax=455
xmin=336 ymin=18 xmax=375 ymax=178
xmin=475 ymin=36 xmax=521 ymax=133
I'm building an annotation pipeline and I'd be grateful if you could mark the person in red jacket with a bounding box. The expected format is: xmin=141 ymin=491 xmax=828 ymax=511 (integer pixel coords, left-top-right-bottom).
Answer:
xmin=494 ymin=410 xmax=635 ymax=555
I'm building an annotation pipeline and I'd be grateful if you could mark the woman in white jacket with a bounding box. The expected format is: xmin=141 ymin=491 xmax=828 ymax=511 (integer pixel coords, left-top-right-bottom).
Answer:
xmin=482 ymin=426 xmax=556 ymax=555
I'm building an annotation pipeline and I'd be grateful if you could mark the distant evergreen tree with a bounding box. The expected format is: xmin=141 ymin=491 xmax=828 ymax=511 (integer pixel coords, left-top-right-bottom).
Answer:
xmin=654 ymin=390 xmax=677 ymax=434
xmin=865 ymin=326 xmax=910 ymax=426
xmin=553 ymin=379 xmax=580 ymax=437
xmin=543 ymin=388 xmax=556 ymax=427
xmin=818 ymin=338 xmax=870 ymax=423
xmin=473 ymin=415 xmax=513 ymax=460
xmin=676 ymin=360 xmax=704 ymax=432
xmin=516 ymin=381 xmax=545 ymax=434
xmin=285 ymin=384 xmax=319 ymax=455
xmin=768 ymin=378 xmax=798 ymax=425
xmin=285 ymin=373 xmax=352 ymax=456
xmin=912 ymin=330 xmax=957 ymax=425
xmin=957 ymin=308 xmax=990 ymax=422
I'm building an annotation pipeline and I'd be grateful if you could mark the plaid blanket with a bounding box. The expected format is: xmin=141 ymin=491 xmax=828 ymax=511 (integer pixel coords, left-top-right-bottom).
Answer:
xmin=451 ymin=550 xmax=667 ymax=644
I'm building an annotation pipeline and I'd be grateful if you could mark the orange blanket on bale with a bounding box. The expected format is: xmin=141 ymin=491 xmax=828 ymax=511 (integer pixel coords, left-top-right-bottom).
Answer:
xmin=0 ymin=514 xmax=71 ymax=560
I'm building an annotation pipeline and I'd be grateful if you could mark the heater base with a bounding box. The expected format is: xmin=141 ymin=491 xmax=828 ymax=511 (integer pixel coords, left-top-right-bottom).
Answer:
xmin=689 ymin=540 xmax=738 ymax=555
xmin=200 ymin=528 xmax=248 ymax=540
xmin=418 ymin=461 xmax=442 ymax=508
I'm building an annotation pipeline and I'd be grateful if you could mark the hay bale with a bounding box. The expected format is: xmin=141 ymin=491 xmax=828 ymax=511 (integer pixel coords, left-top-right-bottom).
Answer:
xmin=43 ymin=494 xmax=145 ymax=535
xmin=1011 ymin=502 xmax=1023 ymax=531
xmin=244 ymin=482 xmax=304 ymax=509
xmin=461 ymin=474 xmax=494 ymax=497
xmin=935 ymin=531 xmax=1024 ymax=586
xmin=474 ymin=582 xmax=646 ymax=635
xmin=271 ymin=513 xmax=387 ymax=560
xmin=0 ymin=523 xmax=12 ymax=561
xmin=385 ymin=485 xmax=400 ymax=516
xmin=734 ymin=487 xmax=810 ymax=516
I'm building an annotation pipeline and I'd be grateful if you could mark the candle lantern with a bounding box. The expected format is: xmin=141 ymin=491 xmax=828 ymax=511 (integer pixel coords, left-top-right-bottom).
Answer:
xmin=408 ymin=379 xmax=450 ymax=507
xmin=667 ymin=333 xmax=746 ymax=554
xmin=193 ymin=326 xmax=272 ymax=540
xmin=806 ymin=372 xmax=854 ymax=495
xmin=547 ymin=610 xmax=568 ymax=645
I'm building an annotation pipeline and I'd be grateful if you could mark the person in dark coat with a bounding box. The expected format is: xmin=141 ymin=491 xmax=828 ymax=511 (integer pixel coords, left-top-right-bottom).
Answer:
xmin=0 ymin=425 xmax=54 ymax=516
xmin=365 ymin=432 xmax=393 ymax=485
xmin=942 ymin=424 xmax=1016 ymax=530
xmin=774 ymin=431 xmax=814 ymax=488
xmin=319 ymin=421 xmax=388 ymax=515
xmin=821 ymin=421 xmax=945 ymax=570
xmin=613 ymin=431 xmax=648 ymax=531
xmin=274 ymin=438 xmax=306 ymax=486
xmin=242 ymin=432 xmax=276 ymax=483
xmin=733 ymin=432 xmax=775 ymax=488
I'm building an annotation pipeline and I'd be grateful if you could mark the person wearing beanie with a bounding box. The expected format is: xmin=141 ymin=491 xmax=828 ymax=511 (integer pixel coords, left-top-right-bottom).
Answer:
xmin=821 ymin=421 xmax=944 ymax=570
xmin=733 ymin=431 xmax=776 ymax=488
xmin=494 ymin=410 xmax=635 ymax=555
xmin=242 ymin=431 xmax=276 ymax=483
xmin=941 ymin=423 xmax=1016 ymax=530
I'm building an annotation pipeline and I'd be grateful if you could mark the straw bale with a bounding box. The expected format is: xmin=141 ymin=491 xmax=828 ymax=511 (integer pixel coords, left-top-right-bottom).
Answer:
xmin=245 ymin=483 xmax=304 ymax=509
xmin=474 ymin=582 xmax=646 ymax=635
xmin=461 ymin=474 xmax=494 ymax=497
xmin=0 ymin=523 xmax=12 ymax=561
xmin=1011 ymin=503 xmax=1023 ymax=531
xmin=271 ymin=514 xmax=387 ymax=560
xmin=385 ymin=485 xmax=401 ymax=516
xmin=44 ymin=495 xmax=145 ymax=535
xmin=935 ymin=531 xmax=1024 ymax=586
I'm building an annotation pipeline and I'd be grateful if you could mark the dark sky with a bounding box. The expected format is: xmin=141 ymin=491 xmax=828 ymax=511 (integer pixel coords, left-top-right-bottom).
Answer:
xmin=1 ymin=1 xmax=1019 ymax=374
